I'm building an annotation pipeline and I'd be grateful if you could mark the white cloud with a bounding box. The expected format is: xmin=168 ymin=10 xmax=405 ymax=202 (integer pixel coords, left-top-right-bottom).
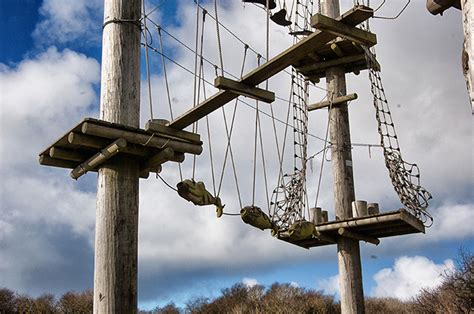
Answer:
xmin=316 ymin=274 xmax=339 ymax=297
xmin=0 ymin=47 xmax=100 ymax=292
xmin=371 ymin=256 xmax=455 ymax=301
xmin=242 ymin=277 xmax=259 ymax=288
xmin=33 ymin=0 xmax=103 ymax=45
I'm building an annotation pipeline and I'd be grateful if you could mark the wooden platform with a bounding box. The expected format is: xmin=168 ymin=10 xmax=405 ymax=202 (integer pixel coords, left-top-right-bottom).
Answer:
xmin=293 ymin=39 xmax=380 ymax=82
xmin=277 ymin=209 xmax=425 ymax=249
xmin=38 ymin=118 xmax=202 ymax=179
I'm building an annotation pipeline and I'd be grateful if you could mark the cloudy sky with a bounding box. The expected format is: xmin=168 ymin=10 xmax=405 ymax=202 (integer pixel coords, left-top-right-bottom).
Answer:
xmin=0 ymin=0 xmax=472 ymax=310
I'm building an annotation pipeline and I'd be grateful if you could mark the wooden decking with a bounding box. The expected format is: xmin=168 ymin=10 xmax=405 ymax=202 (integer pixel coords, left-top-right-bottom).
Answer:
xmin=39 ymin=118 xmax=202 ymax=179
xmin=277 ymin=209 xmax=425 ymax=249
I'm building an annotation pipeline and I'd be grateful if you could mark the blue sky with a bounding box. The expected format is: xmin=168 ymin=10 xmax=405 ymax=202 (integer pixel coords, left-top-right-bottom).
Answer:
xmin=0 ymin=0 xmax=472 ymax=310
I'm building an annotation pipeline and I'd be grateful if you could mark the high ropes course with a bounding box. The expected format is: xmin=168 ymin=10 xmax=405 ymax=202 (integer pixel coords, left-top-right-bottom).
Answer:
xmin=39 ymin=0 xmax=432 ymax=249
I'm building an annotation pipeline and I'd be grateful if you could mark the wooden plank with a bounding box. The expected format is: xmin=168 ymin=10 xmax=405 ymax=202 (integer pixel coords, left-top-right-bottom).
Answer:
xmin=308 ymin=93 xmax=358 ymax=111
xmin=338 ymin=227 xmax=380 ymax=245
xmin=49 ymin=147 xmax=88 ymax=162
xmin=145 ymin=120 xmax=200 ymax=143
xmin=82 ymin=122 xmax=203 ymax=155
xmin=296 ymin=54 xmax=366 ymax=73
xmin=70 ymin=138 xmax=127 ymax=180
xmin=311 ymin=13 xmax=377 ymax=47
xmin=168 ymin=6 xmax=374 ymax=130
xmin=214 ymin=76 xmax=275 ymax=103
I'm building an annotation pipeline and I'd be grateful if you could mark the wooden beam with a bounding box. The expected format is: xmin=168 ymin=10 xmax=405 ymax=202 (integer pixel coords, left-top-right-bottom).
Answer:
xmin=308 ymin=93 xmax=358 ymax=111
xmin=311 ymin=14 xmax=377 ymax=47
xmin=314 ymin=230 xmax=337 ymax=243
xmin=71 ymin=138 xmax=127 ymax=180
xmin=139 ymin=147 xmax=185 ymax=177
xmin=331 ymin=42 xmax=345 ymax=57
xmin=338 ymin=227 xmax=380 ymax=245
xmin=39 ymin=155 xmax=78 ymax=169
xmin=81 ymin=122 xmax=203 ymax=155
xmin=214 ymin=76 xmax=275 ymax=103
xmin=68 ymin=132 xmax=110 ymax=149
xmin=49 ymin=147 xmax=88 ymax=162
xmin=145 ymin=120 xmax=200 ymax=143
xmin=168 ymin=5 xmax=374 ymax=130
xmin=297 ymin=54 xmax=366 ymax=73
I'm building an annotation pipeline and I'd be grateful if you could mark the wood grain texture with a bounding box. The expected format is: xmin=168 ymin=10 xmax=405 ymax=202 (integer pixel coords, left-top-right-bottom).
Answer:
xmin=322 ymin=1 xmax=365 ymax=313
xmin=94 ymin=0 xmax=141 ymax=313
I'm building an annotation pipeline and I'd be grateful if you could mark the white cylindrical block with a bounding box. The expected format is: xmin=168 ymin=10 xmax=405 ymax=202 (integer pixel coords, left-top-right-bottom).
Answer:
xmin=367 ymin=203 xmax=379 ymax=215
xmin=352 ymin=200 xmax=368 ymax=217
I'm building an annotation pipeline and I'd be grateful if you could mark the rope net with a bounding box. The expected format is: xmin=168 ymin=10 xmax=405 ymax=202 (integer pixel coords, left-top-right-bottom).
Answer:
xmin=360 ymin=23 xmax=433 ymax=224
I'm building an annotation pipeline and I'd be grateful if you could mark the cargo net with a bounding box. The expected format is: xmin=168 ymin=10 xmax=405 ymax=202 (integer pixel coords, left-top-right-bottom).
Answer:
xmin=270 ymin=69 xmax=309 ymax=230
xmin=362 ymin=45 xmax=433 ymax=225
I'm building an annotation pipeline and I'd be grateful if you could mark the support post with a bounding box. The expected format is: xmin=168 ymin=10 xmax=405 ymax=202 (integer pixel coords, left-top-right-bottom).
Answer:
xmin=94 ymin=0 xmax=141 ymax=313
xmin=321 ymin=1 xmax=365 ymax=313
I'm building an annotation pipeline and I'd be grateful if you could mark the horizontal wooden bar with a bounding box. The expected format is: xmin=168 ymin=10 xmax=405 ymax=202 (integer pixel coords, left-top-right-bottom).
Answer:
xmin=338 ymin=227 xmax=380 ymax=245
xmin=68 ymin=132 xmax=108 ymax=149
xmin=49 ymin=147 xmax=88 ymax=162
xmin=140 ymin=147 xmax=175 ymax=176
xmin=168 ymin=6 xmax=373 ymax=130
xmin=145 ymin=120 xmax=201 ymax=143
xmin=308 ymin=93 xmax=358 ymax=111
xmin=81 ymin=122 xmax=203 ymax=155
xmin=311 ymin=14 xmax=377 ymax=47
xmin=214 ymin=76 xmax=275 ymax=103
xmin=70 ymin=138 xmax=126 ymax=180
xmin=39 ymin=155 xmax=78 ymax=169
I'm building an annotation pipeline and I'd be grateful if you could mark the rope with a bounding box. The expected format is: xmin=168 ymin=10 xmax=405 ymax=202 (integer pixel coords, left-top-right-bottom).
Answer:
xmin=156 ymin=174 xmax=178 ymax=192
xmin=142 ymin=0 xmax=154 ymax=120
xmin=157 ymin=26 xmax=183 ymax=181
xmin=362 ymin=37 xmax=432 ymax=225
xmin=214 ymin=0 xmax=225 ymax=76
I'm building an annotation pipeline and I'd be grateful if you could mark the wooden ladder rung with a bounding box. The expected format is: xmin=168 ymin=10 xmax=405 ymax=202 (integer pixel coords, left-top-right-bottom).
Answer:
xmin=214 ymin=76 xmax=275 ymax=103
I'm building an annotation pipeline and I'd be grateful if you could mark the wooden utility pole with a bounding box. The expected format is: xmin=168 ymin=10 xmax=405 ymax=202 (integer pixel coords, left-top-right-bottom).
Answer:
xmin=94 ymin=0 xmax=142 ymax=313
xmin=461 ymin=0 xmax=473 ymax=111
xmin=321 ymin=1 xmax=365 ymax=313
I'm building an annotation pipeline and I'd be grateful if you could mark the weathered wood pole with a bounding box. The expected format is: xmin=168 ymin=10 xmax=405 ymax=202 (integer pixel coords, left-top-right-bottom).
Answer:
xmin=94 ymin=0 xmax=142 ymax=313
xmin=460 ymin=0 xmax=473 ymax=111
xmin=321 ymin=1 xmax=365 ymax=313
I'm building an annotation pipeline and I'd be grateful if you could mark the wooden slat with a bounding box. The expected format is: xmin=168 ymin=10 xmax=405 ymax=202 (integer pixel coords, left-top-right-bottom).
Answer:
xmin=81 ymin=122 xmax=203 ymax=155
xmin=68 ymin=132 xmax=110 ymax=149
xmin=308 ymin=93 xmax=358 ymax=111
xmin=168 ymin=6 xmax=374 ymax=130
xmin=145 ymin=120 xmax=201 ymax=143
xmin=39 ymin=155 xmax=78 ymax=169
xmin=49 ymin=147 xmax=88 ymax=162
xmin=311 ymin=14 xmax=377 ymax=47
xmin=214 ymin=76 xmax=275 ymax=103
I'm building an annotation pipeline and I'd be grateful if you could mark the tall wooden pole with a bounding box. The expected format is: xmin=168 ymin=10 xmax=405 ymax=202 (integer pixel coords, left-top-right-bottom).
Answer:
xmin=321 ymin=1 xmax=365 ymax=313
xmin=461 ymin=0 xmax=473 ymax=112
xmin=94 ymin=0 xmax=142 ymax=313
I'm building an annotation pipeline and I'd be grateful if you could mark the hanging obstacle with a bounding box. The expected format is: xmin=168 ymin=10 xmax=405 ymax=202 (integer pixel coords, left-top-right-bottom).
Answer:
xmin=177 ymin=179 xmax=224 ymax=217
xmin=240 ymin=205 xmax=276 ymax=234
xmin=270 ymin=9 xmax=292 ymax=27
xmin=38 ymin=118 xmax=202 ymax=179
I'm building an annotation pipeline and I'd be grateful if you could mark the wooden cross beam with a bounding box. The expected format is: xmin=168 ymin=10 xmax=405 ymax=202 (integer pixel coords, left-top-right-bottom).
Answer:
xmin=214 ymin=76 xmax=275 ymax=103
xmin=168 ymin=5 xmax=374 ymax=130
